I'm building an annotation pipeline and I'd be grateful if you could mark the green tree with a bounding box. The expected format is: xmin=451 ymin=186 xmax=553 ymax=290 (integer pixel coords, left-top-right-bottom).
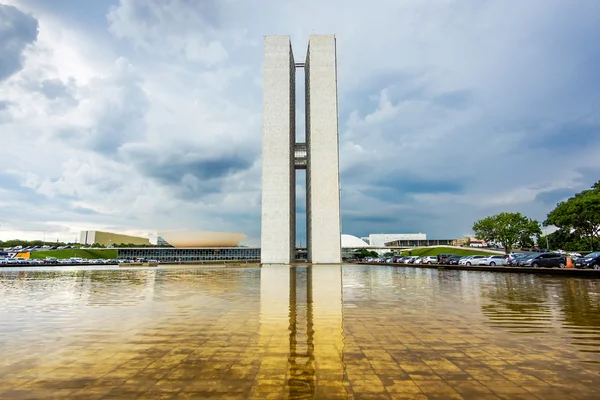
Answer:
xmin=540 ymin=229 xmax=593 ymax=252
xmin=356 ymin=249 xmax=379 ymax=258
xmin=472 ymin=212 xmax=542 ymax=254
xmin=544 ymin=181 xmax=600 ymax=251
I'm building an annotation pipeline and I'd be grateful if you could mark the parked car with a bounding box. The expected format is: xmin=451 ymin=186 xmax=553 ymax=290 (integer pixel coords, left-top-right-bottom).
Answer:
xmin=516 ymin=254 xmax=538 ymax=266
xmin=521 ymin=252 xmax=567 ymax=268
xmin=463 ymin=255 xmax=486 ymax=265
xmin=446 ymin=255 xmax=462 ymax=265
xmin=478 ymin=255 xmax=506 ymax=266
xmin=575 ymin=252 xmax=600 ymax=270
xmin=459 ymin=256 xmax=473 ymax=265
xmin=438 ymin=254 xmax=456 ymax=264
xmin=506 ymin=253 xmax=528 ymax=266
xmin=422 ymin=256 xmax=437 ymax=264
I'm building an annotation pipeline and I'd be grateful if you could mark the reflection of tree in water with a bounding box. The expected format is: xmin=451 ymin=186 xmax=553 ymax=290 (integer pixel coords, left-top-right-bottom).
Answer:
xmin=287 ymin=267 xmax=315 ymax=400
xmin=556 ymin=279 xmax=600 ymax=356
xmin=556 ymin=279 xmax=600 ymax=328
xmin=480 ymin=274 xmax=553 ymax=334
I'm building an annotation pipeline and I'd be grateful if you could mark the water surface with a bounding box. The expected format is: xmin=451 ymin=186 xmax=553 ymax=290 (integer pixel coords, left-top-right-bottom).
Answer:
xmin=1 ymin=265 xmax=599 ymax=399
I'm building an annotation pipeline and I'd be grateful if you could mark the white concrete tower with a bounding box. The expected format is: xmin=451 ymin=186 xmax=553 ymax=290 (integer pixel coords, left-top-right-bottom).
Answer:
xmin=261 ymin=36 xmax=296 ymax=264
xmin=305 ymin=35 xmax=341 ymax=264
xmin=261 ymin=35 xmax=341 ymax=265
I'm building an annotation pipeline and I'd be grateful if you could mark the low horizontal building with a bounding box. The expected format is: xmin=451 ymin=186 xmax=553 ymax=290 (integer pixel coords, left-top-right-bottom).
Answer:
xmin=369 ymin=233 xmax=427 ymax=247
xmin=118 ymin=247 xmax=261 ymax=263
xmin=384 ymin=238 xmax=454 ymax=247
xmin=79 ymin=230 xmax=149 ymax=246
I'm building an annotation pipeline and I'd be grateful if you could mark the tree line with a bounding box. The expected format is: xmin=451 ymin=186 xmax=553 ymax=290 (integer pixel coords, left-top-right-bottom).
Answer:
xmin=473 ymin=181 xmax=600 ymax=254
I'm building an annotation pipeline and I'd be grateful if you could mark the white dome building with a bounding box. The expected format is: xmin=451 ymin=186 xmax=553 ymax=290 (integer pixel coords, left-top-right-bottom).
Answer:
xmin=341 ymin=234 xmax=373 ymax=248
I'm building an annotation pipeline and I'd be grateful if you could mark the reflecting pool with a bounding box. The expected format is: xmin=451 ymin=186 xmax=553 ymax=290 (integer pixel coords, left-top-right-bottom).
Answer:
xmin=1 ymin=265 xmax=600 ymax=399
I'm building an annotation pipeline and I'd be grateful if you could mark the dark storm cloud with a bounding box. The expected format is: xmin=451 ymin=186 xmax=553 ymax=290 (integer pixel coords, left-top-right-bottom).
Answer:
xmin=518 ymin=119 xmax=600 ymax=153
xmin=126 ymin=147 xmax=253 ymax=200
xmin=534 ymin=188 xmax=574 ymax=206
xmin=147 ymin=156 xmax=251 ymax=183
xmin=0 ymin=4 xmax=38 ymax=81
xmin=339 ymin=70 xmax=428 ymax=119
xmin=361 ymin=176 xmax=464 ymax=203
xmin=574 ymin=167 xmax=600 ymax=188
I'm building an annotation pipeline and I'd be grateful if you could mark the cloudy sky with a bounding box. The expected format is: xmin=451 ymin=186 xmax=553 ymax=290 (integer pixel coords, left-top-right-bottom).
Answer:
xmin=1 ymin=0 xmax=599 ymax=245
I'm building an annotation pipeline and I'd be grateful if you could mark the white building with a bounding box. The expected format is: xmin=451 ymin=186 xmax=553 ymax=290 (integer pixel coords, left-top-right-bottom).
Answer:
xmin=368 ymin=233 xmax=427 ymax=247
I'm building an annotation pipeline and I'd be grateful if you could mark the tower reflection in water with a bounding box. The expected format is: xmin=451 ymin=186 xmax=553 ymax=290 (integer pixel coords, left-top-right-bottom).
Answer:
xmin=260 ymin=265 xmax=346 ymax=399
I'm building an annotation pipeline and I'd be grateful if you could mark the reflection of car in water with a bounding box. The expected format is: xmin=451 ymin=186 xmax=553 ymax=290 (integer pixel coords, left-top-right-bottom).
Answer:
xmin=575 ymin=252 xmax=600 ymax=270
xmin=521 ymin=253 xmax=567 ymax=268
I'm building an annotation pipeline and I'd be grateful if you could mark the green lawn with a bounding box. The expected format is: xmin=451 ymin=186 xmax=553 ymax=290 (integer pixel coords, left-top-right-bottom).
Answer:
xmin=29 ymin=249 xmax=118 ymax=260
xmin=400 ymin=246 xmax=499 ymax=257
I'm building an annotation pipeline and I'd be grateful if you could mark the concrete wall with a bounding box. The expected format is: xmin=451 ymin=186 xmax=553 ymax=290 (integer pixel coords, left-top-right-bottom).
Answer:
xmin=261 ymin=36 xmax=296 ymax=264
xmin=306 ymin=35 xmax=341 ymax=264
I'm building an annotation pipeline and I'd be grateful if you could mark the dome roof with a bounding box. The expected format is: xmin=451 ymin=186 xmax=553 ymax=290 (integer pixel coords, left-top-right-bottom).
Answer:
xmin=341 ymin=234 xmax=372 ymax=248
xmin=158 ymin=231 xmax=247 ymax=248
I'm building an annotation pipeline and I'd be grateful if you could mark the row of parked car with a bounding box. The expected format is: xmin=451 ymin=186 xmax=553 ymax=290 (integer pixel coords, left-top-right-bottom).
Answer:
xmin=2 ymin=245 xmax=79 ymax=252
xmin=365 ymin=256 xmax=440 ymax=264
xmin=365 ymin=251 xmax=600 ymax=269
xmin=0 ymin=257 xmax=134 ymax=265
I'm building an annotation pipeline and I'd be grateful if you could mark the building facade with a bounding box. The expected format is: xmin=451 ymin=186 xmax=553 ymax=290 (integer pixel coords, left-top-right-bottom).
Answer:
xmin=384 ymin=238 xmax=454 ymax=247
xmin=261 ymin=35 xmax=341 ymax=265
xmin=116 ymin=248 xmax=309 ymax=263
xmin=118 ymin=247 xmax=260 ymax=263
xmin=368 ymin=233 xmax=427 ymax=248
xmin=79 ymin=230 xmax=150 ymax=246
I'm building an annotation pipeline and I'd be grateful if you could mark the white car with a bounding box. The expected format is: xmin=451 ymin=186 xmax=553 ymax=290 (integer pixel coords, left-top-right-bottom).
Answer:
xmin=459 ymin=256 xmax=473 ymax=265
xmin=422 ymin=256 xmax=437 ymax=264
xmin=478 ymin=255 xmax=506 ymax=266
xmin=464 ymin=255 xmax=486 ymax=265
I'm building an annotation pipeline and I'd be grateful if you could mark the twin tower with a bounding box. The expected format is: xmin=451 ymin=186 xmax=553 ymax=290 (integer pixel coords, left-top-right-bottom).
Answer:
xmin=261 ymin=35 xmax=341 ymax=264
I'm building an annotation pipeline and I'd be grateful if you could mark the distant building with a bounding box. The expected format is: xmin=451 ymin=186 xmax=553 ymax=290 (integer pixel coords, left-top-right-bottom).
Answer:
xmin=368 ymin=233 xmax=427 ymax=247
xmin=341 ymin=235 xmax=372 ymax=248
xmin=157 ymin=231 xmax=246 ymax=248
xmin=156 ymin=236 xmax=172 ymax=247
xmin=79 ymin=231 xmax=150 ymax=246
xmin=469 ymin=239 xmax=488 ymax=248
xmin=360 ymin=237 xmax=370 ymax=245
